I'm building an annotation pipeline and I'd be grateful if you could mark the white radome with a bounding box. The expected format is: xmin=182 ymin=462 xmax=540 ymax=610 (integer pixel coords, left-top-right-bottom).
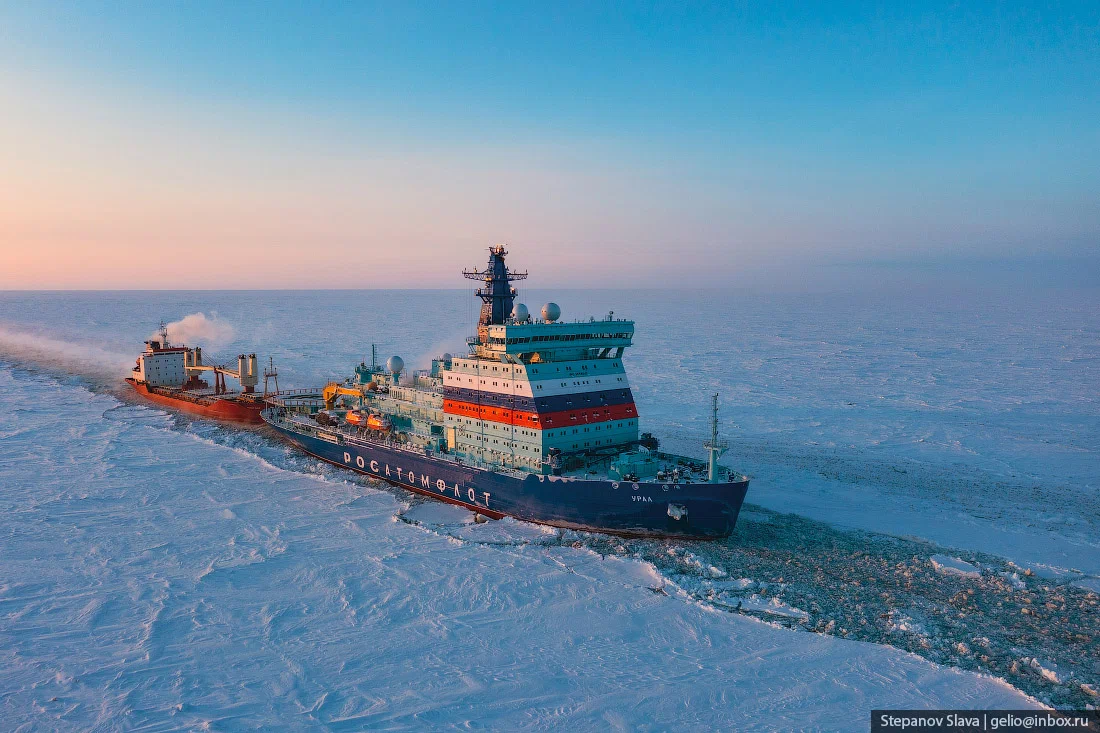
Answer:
xmin=512 ymin=303 xmax=529 ymax=322
xmin=541 ymin=302 xmax=561 ymax=323
xmin=386 ymin=355 xmax=404 ymax=374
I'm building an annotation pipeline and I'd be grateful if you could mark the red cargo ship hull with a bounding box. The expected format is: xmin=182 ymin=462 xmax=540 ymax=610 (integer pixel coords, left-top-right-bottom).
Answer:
xmin=126 ymin=378 xmax=265 ymax=424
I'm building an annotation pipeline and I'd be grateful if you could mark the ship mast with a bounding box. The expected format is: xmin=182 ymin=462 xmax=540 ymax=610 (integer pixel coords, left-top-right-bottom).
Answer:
xmin=263 ymin=357 xmax=279 ymax=398
xmin=463 ymin=245 xmax=528 ymax=327
xmin=703 ymin=393 xmax=729 ymax=483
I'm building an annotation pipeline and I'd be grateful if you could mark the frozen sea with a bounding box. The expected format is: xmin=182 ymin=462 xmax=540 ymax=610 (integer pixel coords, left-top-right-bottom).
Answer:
xmin=1 ymin=283 xmax=1098 ymax=729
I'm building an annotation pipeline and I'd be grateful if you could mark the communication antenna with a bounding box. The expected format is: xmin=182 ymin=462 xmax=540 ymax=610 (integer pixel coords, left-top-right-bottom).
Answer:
xmin=703 ymin=393 xmax=729 ymax=483
xmin=463 ymin=245 xmax=528 ymax=327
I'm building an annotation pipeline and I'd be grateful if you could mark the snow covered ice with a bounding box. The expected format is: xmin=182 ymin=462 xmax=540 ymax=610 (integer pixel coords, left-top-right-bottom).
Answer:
xmin=1 ymin=284 xmax=1097 ymax=728
xmin=0 ymin=368 xmax=1037 ymax=729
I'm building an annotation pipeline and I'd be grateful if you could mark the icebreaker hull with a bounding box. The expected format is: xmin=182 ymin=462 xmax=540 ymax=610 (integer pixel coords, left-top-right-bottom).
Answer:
xmin=265 ymin=412 xmax=749 ymax=539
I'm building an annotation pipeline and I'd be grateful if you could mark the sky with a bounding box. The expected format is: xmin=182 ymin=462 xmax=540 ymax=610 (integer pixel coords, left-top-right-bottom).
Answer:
xmin=0 ymin=1 xmax=1097 ymax=289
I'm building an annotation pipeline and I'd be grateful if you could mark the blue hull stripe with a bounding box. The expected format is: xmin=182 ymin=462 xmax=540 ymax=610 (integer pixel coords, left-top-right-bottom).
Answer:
xmin=442 ymin=386 xmax=634 ymax=413
xmin=268 ymin=421 xmax=748 ymax=539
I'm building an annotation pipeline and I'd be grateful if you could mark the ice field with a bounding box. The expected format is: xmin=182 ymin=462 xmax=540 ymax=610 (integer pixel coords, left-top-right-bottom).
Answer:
xmin=1 ymin=284 xmax=1097 ymax=728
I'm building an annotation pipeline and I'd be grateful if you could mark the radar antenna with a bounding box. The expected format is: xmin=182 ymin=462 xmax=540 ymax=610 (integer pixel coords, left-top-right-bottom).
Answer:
xmin=463 ymin=244 xmax=528 ymax=326
xmin=703 ymin=393 xmax=730 ymax=483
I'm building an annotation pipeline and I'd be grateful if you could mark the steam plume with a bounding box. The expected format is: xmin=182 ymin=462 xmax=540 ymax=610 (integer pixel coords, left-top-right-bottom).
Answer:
xmin=154 ymin=313 xmax=235 ymax=348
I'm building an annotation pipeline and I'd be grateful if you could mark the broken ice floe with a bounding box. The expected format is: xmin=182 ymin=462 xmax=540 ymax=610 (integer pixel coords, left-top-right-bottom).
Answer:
xmin=930 ymin=554 xmax=980 ymax=578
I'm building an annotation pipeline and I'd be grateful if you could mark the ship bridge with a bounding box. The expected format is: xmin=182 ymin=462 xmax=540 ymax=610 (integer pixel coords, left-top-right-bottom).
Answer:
xmin=475 ymin=318 xmax=635 ymax=362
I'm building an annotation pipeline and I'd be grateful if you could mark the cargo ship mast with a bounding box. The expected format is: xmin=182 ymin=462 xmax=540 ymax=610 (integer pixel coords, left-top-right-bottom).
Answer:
xmin=262 ymin=357 xmax=279 ymax=398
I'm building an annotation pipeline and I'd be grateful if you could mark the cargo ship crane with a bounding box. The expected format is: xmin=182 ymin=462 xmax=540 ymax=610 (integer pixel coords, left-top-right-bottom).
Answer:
xmin=184 ymin=353 xmax=260 ymax=394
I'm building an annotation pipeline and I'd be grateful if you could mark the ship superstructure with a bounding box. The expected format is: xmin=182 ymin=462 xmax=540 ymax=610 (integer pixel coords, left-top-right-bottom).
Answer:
xmin=445 ymin=245 xmax=638 ymax=473
xmin=263 ymin=246 xmax=750 ymax=538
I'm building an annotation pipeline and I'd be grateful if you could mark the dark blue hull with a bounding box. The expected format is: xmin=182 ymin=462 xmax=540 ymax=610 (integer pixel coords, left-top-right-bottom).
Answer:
xmin=265 ymin=416 xmax=749 ymax=539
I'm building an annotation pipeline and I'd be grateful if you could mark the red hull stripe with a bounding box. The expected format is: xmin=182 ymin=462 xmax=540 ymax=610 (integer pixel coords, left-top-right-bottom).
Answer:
xmin=443 ymin=398 xmax=636 ymax=428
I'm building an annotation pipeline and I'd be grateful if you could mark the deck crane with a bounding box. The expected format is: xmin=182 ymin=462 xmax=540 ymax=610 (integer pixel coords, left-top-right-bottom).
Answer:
xmin=183 ymin=351 xmax=260 ymax=395
xmin=322 ymin=382 xmax=366 ymax=410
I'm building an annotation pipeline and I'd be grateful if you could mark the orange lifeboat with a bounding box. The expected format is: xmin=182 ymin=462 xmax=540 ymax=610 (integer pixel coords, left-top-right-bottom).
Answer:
xmin=345 ymin=410 xmax=367 ymax=426
xmin=366 ymin=413 xmax=392 ymax=432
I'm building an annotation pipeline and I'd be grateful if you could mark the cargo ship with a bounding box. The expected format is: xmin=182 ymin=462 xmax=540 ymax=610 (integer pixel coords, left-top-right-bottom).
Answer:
xmin=262 ymin=246 xmax=750 ymax=539
xmin=126 ymin=324 xmax=268 ymax=424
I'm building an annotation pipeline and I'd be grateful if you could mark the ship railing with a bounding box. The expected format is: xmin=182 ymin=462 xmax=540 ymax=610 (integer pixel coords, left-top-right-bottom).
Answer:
xmin=273 ymin=387 xmax=325 ymax=397
xmin=264 ymin=387 xmax=326 ymax=407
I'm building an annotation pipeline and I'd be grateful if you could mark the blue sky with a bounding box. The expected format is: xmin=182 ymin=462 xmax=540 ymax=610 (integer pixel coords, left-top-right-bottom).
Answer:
xmin=1 ymin=2 xmax=1097 ymax=288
